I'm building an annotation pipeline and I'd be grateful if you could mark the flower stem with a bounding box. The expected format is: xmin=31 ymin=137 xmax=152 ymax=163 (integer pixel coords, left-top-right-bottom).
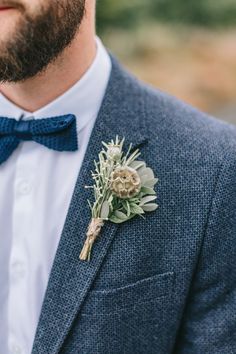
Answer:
xmin=79 ymin=218 xmax=104 ymax=261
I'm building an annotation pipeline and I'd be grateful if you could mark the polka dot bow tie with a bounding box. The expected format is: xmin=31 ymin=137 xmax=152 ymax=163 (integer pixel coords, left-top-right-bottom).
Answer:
xmin=0 ymin=114 xmax=78 ymax=165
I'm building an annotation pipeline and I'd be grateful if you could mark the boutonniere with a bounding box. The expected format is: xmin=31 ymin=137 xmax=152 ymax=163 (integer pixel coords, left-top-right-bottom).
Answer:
xmin=79 ymin=136 xmax=159 ymax=261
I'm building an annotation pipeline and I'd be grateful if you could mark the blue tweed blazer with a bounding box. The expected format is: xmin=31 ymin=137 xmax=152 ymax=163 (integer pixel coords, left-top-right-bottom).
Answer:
xmin=31 ymin=54 xmax=236 ymax=354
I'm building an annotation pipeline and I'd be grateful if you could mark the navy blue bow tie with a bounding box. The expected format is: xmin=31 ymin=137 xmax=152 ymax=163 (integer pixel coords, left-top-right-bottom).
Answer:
xmin=0 ymin=114 xmax=78 ymax=165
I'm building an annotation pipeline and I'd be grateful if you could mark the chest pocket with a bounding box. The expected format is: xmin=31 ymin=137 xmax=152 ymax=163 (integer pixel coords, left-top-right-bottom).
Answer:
xmin=80 ymin=271 xmax=175 ymax=316
xmin=68 ymin=271 xmax=176 ymax=353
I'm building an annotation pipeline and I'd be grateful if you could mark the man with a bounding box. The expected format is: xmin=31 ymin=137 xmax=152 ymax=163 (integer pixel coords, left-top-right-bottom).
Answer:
xmin=0 ymin=1 xmax=235 ymax=353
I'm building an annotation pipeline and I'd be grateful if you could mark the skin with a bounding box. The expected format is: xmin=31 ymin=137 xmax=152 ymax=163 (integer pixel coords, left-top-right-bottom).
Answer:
xmin=0 ymin=0 xmax=96 ymax=112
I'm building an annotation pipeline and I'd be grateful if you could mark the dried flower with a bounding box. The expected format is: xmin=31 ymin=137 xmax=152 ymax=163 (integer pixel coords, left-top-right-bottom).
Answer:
xmin=110 ymin=166 xmax=141 ymax=198
xmin=107 ymin=145 xmax=122 ymax=161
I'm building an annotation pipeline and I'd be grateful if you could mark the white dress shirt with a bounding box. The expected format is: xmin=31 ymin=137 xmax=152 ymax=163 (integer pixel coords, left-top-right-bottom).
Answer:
xmin=0 ymin=36 xmax=111 ymax=354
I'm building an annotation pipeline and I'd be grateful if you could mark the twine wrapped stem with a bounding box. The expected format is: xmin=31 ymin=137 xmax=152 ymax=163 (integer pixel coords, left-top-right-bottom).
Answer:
xmin=79 ymin=218 xmax=104 ymax=261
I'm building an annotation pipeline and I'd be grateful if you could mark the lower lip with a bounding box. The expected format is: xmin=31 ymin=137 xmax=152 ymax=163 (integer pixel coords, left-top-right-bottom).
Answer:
xmin=0 ymin=7 xmax=14 ymax=11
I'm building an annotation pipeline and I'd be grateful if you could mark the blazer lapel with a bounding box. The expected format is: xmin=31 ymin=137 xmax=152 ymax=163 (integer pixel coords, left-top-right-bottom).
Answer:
xmin=31 ymin=55 xmax=148 ymax=354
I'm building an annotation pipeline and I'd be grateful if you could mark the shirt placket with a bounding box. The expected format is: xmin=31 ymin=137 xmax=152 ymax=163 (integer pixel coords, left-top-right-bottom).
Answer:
xmin=8 ymin=142 xmax=36 ymax=354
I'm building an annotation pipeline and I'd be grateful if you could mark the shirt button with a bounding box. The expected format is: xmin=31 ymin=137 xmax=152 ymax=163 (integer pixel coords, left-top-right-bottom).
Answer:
xmin=17 ymin=180 xmax=32 ymax=195
xmin=12 ymin=261 xmax=26 ymax=279
xmin=10 ymin=343 xmax=23 ymax=354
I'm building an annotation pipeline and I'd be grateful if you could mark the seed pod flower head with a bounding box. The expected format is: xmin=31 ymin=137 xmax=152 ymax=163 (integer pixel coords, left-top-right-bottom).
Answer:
xmin=110 ymin=166 xmax=141 ymax=199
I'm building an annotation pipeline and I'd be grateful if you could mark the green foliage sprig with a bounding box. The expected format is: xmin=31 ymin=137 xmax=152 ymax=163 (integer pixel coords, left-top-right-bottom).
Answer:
xmin=86 ymin=136 xmax=158 ymax=223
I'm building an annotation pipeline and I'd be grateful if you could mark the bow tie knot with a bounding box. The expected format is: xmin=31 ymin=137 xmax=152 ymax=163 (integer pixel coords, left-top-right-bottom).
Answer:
xmin=0 ymin=114 xmax=78 ymax=165
xmin=14 ymin=119 xmax=33 ymax=140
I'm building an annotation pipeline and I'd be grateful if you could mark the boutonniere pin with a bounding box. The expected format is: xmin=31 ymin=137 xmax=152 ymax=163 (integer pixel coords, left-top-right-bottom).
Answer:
xmin=79 ymin=136 xmax=159 ymax=261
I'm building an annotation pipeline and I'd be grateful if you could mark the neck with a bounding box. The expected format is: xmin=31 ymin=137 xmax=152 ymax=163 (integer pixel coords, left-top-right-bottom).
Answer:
xmin=0 ymin=5 xmax=96 ymax=113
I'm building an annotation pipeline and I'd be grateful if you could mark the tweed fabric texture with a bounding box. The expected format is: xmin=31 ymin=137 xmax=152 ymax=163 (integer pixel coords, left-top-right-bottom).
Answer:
xmin=0 ymin=114 xmax=78 ymax=164
xmin=31 ymin=54 xmax=236 ymax=354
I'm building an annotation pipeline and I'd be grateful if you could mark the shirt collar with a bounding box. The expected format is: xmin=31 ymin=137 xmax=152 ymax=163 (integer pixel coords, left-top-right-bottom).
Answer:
xmin=0 ymin=36 xmax=112 ymax=133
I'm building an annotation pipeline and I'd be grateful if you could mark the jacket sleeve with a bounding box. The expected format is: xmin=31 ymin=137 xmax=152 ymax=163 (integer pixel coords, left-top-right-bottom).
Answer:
xmin=174 ymin=149 xmax=236 ymax=354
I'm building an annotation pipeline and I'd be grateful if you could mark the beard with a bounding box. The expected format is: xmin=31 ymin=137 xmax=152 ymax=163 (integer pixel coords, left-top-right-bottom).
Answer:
xmin=0 ymin=0 xmax=86 ymax=83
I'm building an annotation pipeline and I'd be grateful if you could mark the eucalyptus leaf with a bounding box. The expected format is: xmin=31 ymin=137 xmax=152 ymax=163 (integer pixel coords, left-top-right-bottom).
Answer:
xmin=100 ymin=201 xmax=110 ymax=219
xmin=141 ymin=186 xmax=156 ymax=195
xmin=143 ymin=178 xmax=159 ymax=188
xmin=129 ymin=160 xmax=146 ymax=170
xmin=144 ymin=167 xmax=155 ymax=179
xmin=109 ymin=214 xmax=126 ymax=223
xmin=141 ymin=203 xmax=158 ymax=212
xmin=140 ymin=195 xmax=157 ymax=206
xmin=114 ymin=210 xmax=128 ymax=221
xmin=130 ymin=203 xmax=145 ymax=214
xmin=139 ymin=174 xmax=150 ymax=184
xmin=139 ymin=166 xmax=153 ymax=176
xmin=137 ymin=165 xmax=148 ymax=177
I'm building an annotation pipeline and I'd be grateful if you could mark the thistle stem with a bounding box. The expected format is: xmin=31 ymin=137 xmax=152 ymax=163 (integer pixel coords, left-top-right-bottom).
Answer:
xmin=79 ymin=218 xmax=104 ymax=261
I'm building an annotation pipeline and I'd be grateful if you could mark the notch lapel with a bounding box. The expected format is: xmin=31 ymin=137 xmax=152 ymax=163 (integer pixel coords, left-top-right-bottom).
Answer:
xmin=31 ymin=55 xmax=148 ymax=354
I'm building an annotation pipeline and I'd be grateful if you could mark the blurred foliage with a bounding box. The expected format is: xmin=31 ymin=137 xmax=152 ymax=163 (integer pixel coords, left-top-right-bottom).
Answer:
xmin=96 ymin=0 xmax=147 ymax=31
xmin=96 ymin=1 xmax=236 ymax=123
xmin=96 ymin=0 xmax=236 ymax=32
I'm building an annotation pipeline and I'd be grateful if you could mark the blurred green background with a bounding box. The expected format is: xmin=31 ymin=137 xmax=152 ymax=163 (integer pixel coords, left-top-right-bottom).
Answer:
xmin=96 ymin=0 xmax=236 ymax=124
